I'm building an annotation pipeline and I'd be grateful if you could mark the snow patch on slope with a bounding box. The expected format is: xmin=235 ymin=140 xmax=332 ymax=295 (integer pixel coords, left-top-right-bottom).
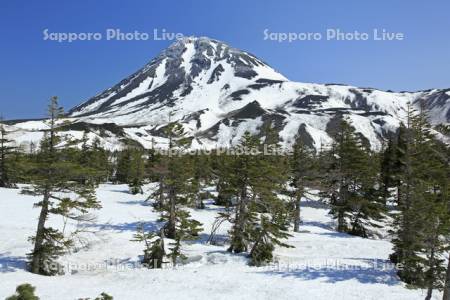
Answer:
xmin=216 ymin=117 xmax=264 ymax=147
xmin=347 ymin=114 xmax=382 ymax=150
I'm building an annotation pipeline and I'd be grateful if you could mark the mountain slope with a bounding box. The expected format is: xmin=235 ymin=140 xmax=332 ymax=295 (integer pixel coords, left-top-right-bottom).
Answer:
xmin=7 ymin=37 xmax=450 ymax=151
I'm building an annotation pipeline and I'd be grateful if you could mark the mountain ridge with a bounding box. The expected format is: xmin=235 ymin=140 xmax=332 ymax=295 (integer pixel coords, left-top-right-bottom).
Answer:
xmin=4 ymin=36 xmax=450 ymax=151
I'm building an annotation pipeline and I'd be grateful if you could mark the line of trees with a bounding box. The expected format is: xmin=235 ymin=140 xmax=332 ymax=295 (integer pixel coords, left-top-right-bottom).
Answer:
xmin=384 ymin=106 xmax=450 ymax=300
xmin=1 ymin=98 xmax=449 ymax=298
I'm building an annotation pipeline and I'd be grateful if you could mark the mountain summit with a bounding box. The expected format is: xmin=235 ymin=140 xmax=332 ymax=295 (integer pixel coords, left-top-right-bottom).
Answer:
xmin=9 ymin=37 xmax=450 ymax=150
xmin=69 ymin=36 xmax=286 ymax=121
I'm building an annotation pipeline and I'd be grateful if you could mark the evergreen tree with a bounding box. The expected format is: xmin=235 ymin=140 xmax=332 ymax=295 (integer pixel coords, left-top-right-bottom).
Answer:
xmin=132 ymin=225 xmax=165 ymax=269
xmin=218 ymin=132 xmax=291 ymax=264
xmin=389 ymin=106 xmax=423 ymax=281
xmin=189 ymin=154 xmax=213 ymax=209
xmin=128 ymin=148 xmax=145 ymax=195
xmin=150 ymin=155 xmax=168 ymax=210
xmin=249 ymin=215 xmax=292 ymax=266
xmin=166 ymin=210 xmax=202 ymax=266
xmin=0 ymin=118 xmax=18 ymax=188
xmin=25 ymin=96 xmax=101 ymax=275
xmin=389 ymin=105 xmax=450 ymax=299
xmin=78 ymin=133 xmax=111 ymax=184
xmin=152 ymin=123 xmax=202 ymax=240
xmin=213 ymin=151 xmax=235 ymax=206
xmin=445 ymin=272 xmax=450 ymax=300
xmin=144 ymin=142 xmax=160 ymax=182
xmin=134 ymin=122 xmax=202 ymax=268
xmin=115 ymin=149 xmax=132 ymax=184
xmin=288 ymin=136 xmax=316 ymax=232
xmin=94 ymin=293 xmax=113 ymax=300
xmin=380 ymin=136 xmax=397 ymax=203
xmin=5 ymin=283 xmax=39 ymax=300
xmin=323 ymin=119 xmax=385 ymax=237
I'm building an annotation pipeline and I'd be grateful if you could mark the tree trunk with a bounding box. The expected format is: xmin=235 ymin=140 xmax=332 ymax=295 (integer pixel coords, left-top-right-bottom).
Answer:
xmin=157 ymin=179 xmax=164 ymax=209
xmin=425 ymin=287 xmax=432 ymax=300
xmin=293 ymin=193 xmax=301 ymax=232
xmin=229 ymin=188 xmax=248 ymax=253
xmin=0 ymin=139 xmax=8 ymax=188
xmin=153 ymin=229 xmax=165 ymax=269
xmin=195 ymin=184 xmax=204 ymax=209
xmin=249 ymin=231 xmax=264 ymax=260
xmin=442 ymin=255 xmax=450 ymax=300
xmin=425 ymin=245 xmax=436 ymax=300
xmin=337 ymin=209 xmax=345 ymax=232
xmin=337 ymin=182 xmax=348 ymax=233
xmin=166 ymin=187 xmax=176 ymax=239
xmin=31 ymin=191 xmax=50 ymax=274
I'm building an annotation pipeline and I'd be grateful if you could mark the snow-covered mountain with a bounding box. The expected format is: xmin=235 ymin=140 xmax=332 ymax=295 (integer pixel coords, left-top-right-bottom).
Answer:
xmin=6 ymin=37 xmax=450 ymax=151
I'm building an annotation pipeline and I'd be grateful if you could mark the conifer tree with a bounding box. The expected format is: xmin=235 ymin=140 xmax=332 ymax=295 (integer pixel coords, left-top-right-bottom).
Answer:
xmin=128 ymin=148 xmax=145 ymax=194
xmin=218 ymin=131 xmax=291 ymax=264
xmin=213 ymin=151 xmax=235 ymax=206
xmin=155 ymin=123 xmax=202 ymax=240
xmin=94 ymin=293 xmax=113 ymax=300
xmin=5 ymin=283 xmax=39 ymax=300
xmin=389 ymin=105 xmax=450 ymax=299
xmin=389 ymin=117 xmax=421 ymax=286
xmin=0 ymin=118 xmax=18 ymax=188
xmin=25 ymin=96 xmax=101 ymax=275
xmin=132 ymin=225 xmax=165 ymax=269
xmin=323 ymin=119 xmax=384 ymax=237
xmin=445 ymin=276 xmax=450 ymax=300
xmin=248 ymin=215 xmax=292 ymax=266
xmin=61 ymin=132 xmax=108 ymax=186
xmin=150 ymin=155 xmax=167 ymax=210
xmin=115 ymin=149 xmax=132 ymax=184
xmin=134 ymin=122 xmax=202 ymax=268
xmin=289 ymin=136 xmax=316 ymax=232
xmin=380 ymin=136 xmax=398 ymax=203
xmin=189 ymin=153 xmax=213 ymax=209
xmin=78 ymin=134 xmax=111 ymax=184
xmin=145 ymin=142 xmax=160 ymax=182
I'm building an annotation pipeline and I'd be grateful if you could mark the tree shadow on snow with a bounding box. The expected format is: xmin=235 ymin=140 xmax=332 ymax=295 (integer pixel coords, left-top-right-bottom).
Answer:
xmin=0 ymin=253 xmax=27 ymax=273
xmin=117 ymin=200 xmax=150 ymax=206
xmin=85 ymin=221 xmax=160 ymax=233
xmin=260 ymin=258 xmax=399 ymax=286
xmin=301 ymin=220 xmax=335 ymax=232
xmin=315 ymin=231 xmax=360 ymax=239
xmin=185 ymin=232 xmax=229 ymax=246
xmin=301 ymin=200 xmax=330 ymax=209
xmin=108 ymin=188 xmax=133 ymax=194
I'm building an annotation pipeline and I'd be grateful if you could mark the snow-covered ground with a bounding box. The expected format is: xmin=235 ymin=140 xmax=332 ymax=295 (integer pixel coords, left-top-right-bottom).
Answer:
xmin=0 ymin=184 xmax=440 ymax=299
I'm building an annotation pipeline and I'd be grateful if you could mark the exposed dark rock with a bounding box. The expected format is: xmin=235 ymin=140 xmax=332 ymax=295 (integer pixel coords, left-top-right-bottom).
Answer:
xmin=347 ymin=89 xmax=371 ymax=111
xmin=373 ymin=118 xmax=386 ymax=127
xmin=207 ymin=64 xmax=225 ymax=83
xmin=59 ymin=122 xmax=125 ymax=137
xmin=292 ymin=95 xmax=329 ymax=109
xmin=296 ymin=123 xmax=315 ymax=149
xmin=181 ymin=109 xmax=208 ymax=129
xmin=359 ymin=111 xmax=388 ymax=117
xmin=234 ymin=68 xmax=258 ymax=79
xmin=227 ymin=101 xmax=266 ymax=119
xmin=199 ymin=118 xmax=230 ymax=140
xmin=325 ymin=114 xmax=372 ymax=149
xmin=228 ymin=90 xmax=250 ymax=101
xmin=255 ymin=78 xmax=284 ymax=84
xmin=325 ymin=113 xmax=345 ymax=139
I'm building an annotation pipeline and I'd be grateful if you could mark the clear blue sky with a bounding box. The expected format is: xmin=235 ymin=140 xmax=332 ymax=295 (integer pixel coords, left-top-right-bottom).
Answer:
xmin=1 ymin=0 xmax=449 ymax=119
